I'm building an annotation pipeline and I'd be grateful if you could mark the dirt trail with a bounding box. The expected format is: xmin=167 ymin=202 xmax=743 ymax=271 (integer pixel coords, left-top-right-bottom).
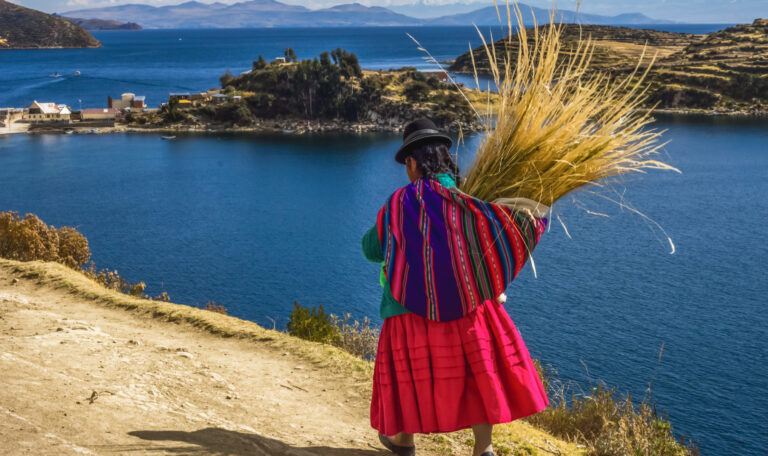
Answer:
xmin=0 ymin=261 xmax=578 ymax=456
xmin=0 ymin=270 xmax=382 ymax=455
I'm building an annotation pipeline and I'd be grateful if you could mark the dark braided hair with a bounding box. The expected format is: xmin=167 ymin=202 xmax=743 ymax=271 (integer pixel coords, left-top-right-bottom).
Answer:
xmin=408 ymin=141 xmax=461 ymax=184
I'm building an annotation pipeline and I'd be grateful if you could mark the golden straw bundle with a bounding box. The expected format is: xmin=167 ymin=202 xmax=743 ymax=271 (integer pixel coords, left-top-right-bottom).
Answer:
xmin=459 ymin=1 xmax=679 ymax=207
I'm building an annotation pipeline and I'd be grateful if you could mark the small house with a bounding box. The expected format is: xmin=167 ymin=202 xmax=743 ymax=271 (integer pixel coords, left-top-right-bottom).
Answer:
xmin=272 ymin=57 xmax=286 ymax=64
xmin=168 ymin=93 xmax=191 ymax=102
xmin=211 ymin=93 xmax=228 ymax=104
xmin=24 ymin=101 xmax=71 ymax=122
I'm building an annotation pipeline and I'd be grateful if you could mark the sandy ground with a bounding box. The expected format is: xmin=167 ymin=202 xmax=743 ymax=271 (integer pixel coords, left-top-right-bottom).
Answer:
xmin=0 ymin=272 xmax=383 ymax=455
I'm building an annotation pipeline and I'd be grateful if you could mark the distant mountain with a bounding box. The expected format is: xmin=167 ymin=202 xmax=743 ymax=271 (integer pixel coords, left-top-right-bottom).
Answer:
xmin=55 ymin=15 xmax=142 ymax=30
xmin=428 ymin=4 xmax=676 ymax=26
xmin=63 ymin=0 xmax=671 ymax=29
xmin=64 ymin=0 xmax=418 ymax=28
xmin=0 ymin=0 xmax=100 ymax=49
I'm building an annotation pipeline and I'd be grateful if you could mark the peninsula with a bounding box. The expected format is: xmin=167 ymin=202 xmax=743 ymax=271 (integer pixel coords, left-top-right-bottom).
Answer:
xmin=449 ymin=20 xmax=768 ymax=114
xmin=0 ymin=0 xmax=100 ymax=49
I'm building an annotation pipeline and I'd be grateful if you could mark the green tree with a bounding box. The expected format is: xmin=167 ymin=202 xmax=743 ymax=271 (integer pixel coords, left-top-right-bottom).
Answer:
xmin=252 ymin=55 xmax=267 ymax=70
xmin=219 ymin=68 xmax=234 ymax=88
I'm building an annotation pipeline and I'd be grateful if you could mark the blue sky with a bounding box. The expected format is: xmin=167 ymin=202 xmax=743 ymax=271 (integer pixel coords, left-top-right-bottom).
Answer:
xmin=13 ymin=0 xmax=767 ymax=23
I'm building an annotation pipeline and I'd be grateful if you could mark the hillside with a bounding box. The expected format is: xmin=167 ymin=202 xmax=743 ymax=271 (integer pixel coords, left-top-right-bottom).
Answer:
xmin=57 ymin=15 xmax=142 ymax=30
xmin=0 ymin=0 xmax=100 ymax=49
xmin=449 ymin=21 xmax=768 ymax=113
xmin=0 ymin=258 xmax=581 ymax=455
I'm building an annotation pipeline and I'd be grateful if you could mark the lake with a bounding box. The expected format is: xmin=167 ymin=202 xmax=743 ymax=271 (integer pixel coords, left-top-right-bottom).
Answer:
xmin=0 ymin=25 xmax=765 ymax=456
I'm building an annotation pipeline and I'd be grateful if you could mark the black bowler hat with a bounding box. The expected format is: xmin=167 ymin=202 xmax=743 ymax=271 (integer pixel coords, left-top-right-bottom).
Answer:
xmin=395 ymin=118 xmax=453 ymax=164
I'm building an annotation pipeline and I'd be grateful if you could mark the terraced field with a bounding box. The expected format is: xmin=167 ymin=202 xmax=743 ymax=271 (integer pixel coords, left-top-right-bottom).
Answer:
xmin=449 ymin=20 xmax=768 ymax=113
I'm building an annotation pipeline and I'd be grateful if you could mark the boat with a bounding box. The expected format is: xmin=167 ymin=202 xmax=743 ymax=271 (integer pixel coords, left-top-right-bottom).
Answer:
xmin=87 ymin=128 xmax=99 ymax=134
xmin=65 ymin=130 xmax=74 ymax=135
xmin=74 ymin=70 xmax=81 ymax=76
xmin=50 ymin=72 xmax=61 ymax=78
xmin=161 ymin=135 xmax=176 ymax=140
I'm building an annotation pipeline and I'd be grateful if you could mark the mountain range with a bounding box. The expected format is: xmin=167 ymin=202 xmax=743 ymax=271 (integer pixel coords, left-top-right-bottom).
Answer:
xmin=62 ymin=0 xmax=675 ymax=29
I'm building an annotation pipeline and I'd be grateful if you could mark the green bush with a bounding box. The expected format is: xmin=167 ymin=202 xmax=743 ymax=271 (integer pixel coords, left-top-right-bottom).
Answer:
xmin=287 ymin=301 xmax=340 ymax=345
xmin=287 ymin=302 xmax=380 ymax=359
xmin=404 ymin=80 xmax=432 ymax=102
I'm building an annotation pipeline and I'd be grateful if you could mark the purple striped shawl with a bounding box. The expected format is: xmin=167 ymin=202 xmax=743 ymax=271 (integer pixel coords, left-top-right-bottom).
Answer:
xmin=376 ymin=178 xmax=547 ymax=321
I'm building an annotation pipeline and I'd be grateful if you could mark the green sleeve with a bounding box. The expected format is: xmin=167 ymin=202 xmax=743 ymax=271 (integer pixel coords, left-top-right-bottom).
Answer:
xmin=361 ymin=225 xmax=384 ymax=263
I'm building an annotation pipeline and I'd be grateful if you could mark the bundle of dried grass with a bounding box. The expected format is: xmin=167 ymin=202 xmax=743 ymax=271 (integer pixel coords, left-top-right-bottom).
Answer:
xmin=458 ymin=1 xmax=679 ymax=208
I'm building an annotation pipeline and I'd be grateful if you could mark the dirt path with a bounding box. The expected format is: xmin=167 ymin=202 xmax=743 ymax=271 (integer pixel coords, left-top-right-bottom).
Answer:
xmin=0 ymin=270 xmax=382 ymax=455
xmin=0 ymin=260 xmax=579 ymax=456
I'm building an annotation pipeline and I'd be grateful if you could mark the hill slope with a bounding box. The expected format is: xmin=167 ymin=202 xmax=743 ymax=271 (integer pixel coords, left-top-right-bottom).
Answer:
xmin=449 ymin=21 xmax=768 ymax=113
xmin=57 ymin=15 xmax=142 ymax=30
xmin=0 ymin=258 xmax=582 ymax=455
xmin=0 ymin=0 xmax=100 ymax=49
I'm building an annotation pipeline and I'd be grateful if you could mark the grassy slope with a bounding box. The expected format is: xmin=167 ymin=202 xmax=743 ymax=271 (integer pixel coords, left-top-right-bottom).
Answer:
xmin=0 ymin=257 xmax=583 ymax=455
xmin=0 ymin=0 xmax=100 ymax=49
xmin=449 ymin=21 xmax=768 ymax=113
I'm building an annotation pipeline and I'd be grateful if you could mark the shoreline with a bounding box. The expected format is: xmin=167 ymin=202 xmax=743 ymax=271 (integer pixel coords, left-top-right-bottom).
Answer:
xmin=4 ymin=108 xmax=767 ymax=138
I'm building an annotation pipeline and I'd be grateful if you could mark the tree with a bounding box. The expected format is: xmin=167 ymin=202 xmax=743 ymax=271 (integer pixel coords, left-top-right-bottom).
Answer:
xmin=219 ymin=69 xmax=234 ymax=88
xmin=252 ymin=55 xmax=267 ymax=70
xmin=285 ymin=47 xmax=298 ymax=62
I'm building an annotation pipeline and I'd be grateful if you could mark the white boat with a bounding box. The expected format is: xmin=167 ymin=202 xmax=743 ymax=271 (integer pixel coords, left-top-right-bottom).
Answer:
xmin=74 ymin=70 xmax=81 ymax=76
xmin=50 ymin=72 xmax=61 ymax=78
xmin=161 ymin=135 xmax=176 ymax=140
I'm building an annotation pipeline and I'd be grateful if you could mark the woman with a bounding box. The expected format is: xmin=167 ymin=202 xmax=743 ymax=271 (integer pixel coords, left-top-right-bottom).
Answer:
xmin=362 ymin=119 xmax=550 ymax=456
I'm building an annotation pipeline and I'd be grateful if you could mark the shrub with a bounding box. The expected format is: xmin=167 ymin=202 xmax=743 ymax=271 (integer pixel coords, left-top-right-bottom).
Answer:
xmin=330 ymin=313 xmax=379 ymax=360
xmin=287 ymin=301 xmax=340 ymax=345
xmin=287 ymin=302 xmax=380 ymax=359
xmin=404 ymin=80 xmax=432 ymax=102
xmin=526 ymin=364 xmax=697 ymax=456
xmin=203 ymin=301 xmax=227 ymax=314
xmin=0 ymin=211 xmax=90 ymax=268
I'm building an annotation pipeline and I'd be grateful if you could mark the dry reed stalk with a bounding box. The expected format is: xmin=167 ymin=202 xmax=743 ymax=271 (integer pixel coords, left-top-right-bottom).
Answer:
xmin=459 ymin=1 xmax=680 ymax=208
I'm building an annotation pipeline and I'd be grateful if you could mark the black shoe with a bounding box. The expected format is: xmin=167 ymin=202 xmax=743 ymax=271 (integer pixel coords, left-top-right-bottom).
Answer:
xmin=378 ymin=433 xmax=415 ymax=456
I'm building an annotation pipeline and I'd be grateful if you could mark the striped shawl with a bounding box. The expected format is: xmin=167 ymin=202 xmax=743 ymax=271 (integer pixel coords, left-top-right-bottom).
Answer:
xmin=376 ymin=178 xmax=547 ymax=322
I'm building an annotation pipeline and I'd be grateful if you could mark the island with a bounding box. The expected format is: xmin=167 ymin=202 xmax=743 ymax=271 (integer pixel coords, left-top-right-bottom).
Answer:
xmin=121 ymin=49 xmax=484 ymax=134
xmin=0 ymin=0 xmax=100 ymax=49
xmin=449 ymin=20 xmax=768 ymax=114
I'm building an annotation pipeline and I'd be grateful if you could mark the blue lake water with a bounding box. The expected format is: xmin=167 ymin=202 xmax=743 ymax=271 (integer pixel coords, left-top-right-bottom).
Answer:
xmin=0 ymin=25 xmax=765 ymax=456
xmin=0 ymin=24 xmax=734 ymax=109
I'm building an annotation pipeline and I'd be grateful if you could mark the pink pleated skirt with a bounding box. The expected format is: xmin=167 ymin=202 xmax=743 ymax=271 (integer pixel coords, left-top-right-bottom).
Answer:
xmin=370 ymin=299 xmax=549 ymax=435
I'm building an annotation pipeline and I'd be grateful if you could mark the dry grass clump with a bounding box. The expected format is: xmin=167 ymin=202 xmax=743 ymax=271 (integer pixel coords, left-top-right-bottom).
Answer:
xmin=528 ymin=364 xmax=697 ymax=456
xmin=459 ymin=2 xmax=679 ymax=207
